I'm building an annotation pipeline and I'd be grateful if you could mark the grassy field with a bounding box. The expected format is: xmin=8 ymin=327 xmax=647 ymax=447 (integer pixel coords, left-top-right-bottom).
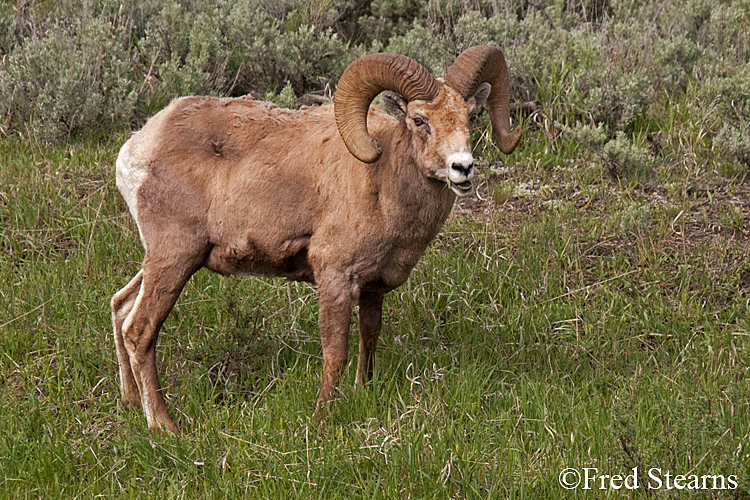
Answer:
xmin=0 ymin=111 xmax=748 ymax=498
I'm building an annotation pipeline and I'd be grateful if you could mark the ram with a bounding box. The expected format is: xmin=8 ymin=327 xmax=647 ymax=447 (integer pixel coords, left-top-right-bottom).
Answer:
xmin=111 ymin=45 xmax=521 ymax=434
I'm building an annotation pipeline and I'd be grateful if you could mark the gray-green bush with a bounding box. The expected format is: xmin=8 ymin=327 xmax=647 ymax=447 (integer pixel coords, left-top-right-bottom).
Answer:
xmin=1 ymin=0 xmax=749 ymax=176
xmin=0 ymin=15 xmax=139 ymax=141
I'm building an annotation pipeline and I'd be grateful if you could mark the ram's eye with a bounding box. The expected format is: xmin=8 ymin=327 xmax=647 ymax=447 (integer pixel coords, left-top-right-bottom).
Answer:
xmin=413 ymin=117 xmax=424 ymax=126
xmin=469 ymin=112 xmax=477 ymax=123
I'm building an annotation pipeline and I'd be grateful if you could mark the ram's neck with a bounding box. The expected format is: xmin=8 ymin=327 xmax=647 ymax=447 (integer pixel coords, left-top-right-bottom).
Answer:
xmin=373 ymin=123 xmax=456 ymax=244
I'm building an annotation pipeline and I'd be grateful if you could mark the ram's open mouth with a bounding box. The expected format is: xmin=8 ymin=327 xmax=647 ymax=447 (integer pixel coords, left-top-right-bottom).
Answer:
xmin=451 ymin=180 xmax=473 ymax=194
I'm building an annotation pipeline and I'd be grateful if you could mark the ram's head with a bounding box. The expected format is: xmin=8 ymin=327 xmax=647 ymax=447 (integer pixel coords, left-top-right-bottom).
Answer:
xmin=334 ymin=45 xmax=522 ymax=196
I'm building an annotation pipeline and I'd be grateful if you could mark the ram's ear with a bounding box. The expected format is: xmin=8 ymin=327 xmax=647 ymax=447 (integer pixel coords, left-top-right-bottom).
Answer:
xmin=473 ymin=82 xmax=491 ymax=107
xmin=381 ymin=91 xmax=408 ymax=118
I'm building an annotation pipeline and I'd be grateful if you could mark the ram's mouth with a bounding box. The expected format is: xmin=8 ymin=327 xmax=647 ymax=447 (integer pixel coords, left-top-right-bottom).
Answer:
xmin=450 ymin=180 xmax=474 ymax=196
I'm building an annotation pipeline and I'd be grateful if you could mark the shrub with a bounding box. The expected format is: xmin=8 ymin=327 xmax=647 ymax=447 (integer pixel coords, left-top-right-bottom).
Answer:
xmin=619 ymin=202 xmax=653 ymax=236
xmin=651 ymin=34 xmax=701 ymax=94
xmin=699 ymin=68 xmax=750 ymax=124
xmin=225 ymin=5 xmax=348 ymax=96
xmin=0 ymin=17 xmax=139 ymax=141
xmin=563 ymin=0 xmax=611 ymax=24
xmin=136 ymin=1 xmax=232 ymax=105
xmin=265 ymin=81 xmax=298 ymax=109
xmin=0 ymin=0 xmax=746 ymax=162
xmin=0 ymin=5 xmax=17 ymax=55
xmin=277 ymin=24 xmax=348 ymax=94
xmin=357 ymin=0 xmax=427 ymax=45
xmin=715 ymin=123 xmax=750 ymax=169
xmin=702 ymin=1 xmax=750 ymax=63
xmin=0 ymin=0 xmax=353 ymax=139
xmin=565 ymin=123 xmax=607 ymax=150
xmin=602 ymin=132 xmax=650 ymax=179
xmin=582 ymin=71 xmax=651 ymax=132
xmin=385 ymin=21 xmax=450 ymax=74
xmin=450 ymin=11 xmax=510 ymax=53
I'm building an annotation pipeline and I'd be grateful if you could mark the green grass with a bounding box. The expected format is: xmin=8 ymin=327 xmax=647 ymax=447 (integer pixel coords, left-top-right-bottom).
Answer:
xmin=1 ymin=126 xmax=749 ymax=499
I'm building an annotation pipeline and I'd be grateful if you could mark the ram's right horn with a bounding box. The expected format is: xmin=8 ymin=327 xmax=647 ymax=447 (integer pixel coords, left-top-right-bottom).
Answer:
xmin=445 ymin=45 xmax=521 ymax=154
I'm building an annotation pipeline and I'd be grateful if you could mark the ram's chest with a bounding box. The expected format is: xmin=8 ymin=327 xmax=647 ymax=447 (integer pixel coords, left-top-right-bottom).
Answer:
xmin=360 ymin=217 xmax=449 ymax=291
xmin=377 ymin=245 xmax=429 ymax=290
xmin=367 ymin=196 xmax=453 ymax=290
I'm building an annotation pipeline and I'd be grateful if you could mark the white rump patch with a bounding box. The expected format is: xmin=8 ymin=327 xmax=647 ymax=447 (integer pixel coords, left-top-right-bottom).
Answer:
xmin=115 ymin=139 xmax=149 ymax=247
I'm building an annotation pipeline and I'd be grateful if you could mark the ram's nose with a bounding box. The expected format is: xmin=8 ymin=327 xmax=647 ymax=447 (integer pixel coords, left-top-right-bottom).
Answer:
xmin=450 ymin=161 xmax=474 ymax=178
xmin=446 ymin=152 xmax=475 ymax=183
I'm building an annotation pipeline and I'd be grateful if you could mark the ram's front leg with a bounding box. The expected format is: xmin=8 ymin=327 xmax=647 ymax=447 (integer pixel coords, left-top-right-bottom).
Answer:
xmin=356 ymin=291 xmax=384 ymax=386
xmin=312 ymin=276 xmax=354 ymax=425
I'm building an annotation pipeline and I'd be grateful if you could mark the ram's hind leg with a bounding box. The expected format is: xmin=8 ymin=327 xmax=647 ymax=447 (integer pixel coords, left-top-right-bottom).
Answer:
xmin=121 ymin=251 xmax=203 ymax=435
xmin=112 ymin=270 xmax=144 ymax=409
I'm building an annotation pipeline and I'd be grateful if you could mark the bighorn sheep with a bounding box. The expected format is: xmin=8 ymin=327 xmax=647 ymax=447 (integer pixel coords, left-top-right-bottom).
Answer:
xmin=111 ymin=45 xmax=521 ymax=434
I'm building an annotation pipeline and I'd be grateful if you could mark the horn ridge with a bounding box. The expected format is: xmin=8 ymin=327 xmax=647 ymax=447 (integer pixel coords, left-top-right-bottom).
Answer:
xmin=335 ymin=53 xmax=439 ymax=163
xmin=445 ymin=45 xmax=521 ymax=154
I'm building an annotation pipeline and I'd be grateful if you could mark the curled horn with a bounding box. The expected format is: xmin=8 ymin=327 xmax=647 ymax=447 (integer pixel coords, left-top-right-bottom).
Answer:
xmin=445 ymin=45 xmax=521 ymax=154
xmin=335 ymin=53 xmax=439 ymax=163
